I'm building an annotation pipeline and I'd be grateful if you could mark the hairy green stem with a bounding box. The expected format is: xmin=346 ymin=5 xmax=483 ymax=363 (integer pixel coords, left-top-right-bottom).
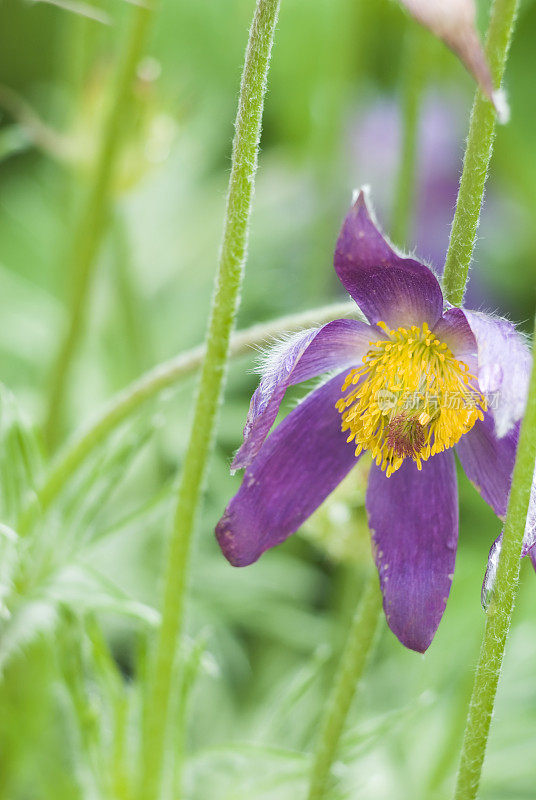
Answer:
xmin=44 ymin=2 xmax=153 ymax=448
xmin=307 ymin=572 xmax=382 ymax=800
xmin=112 ymin=209 xmax=148 ymax=380
xmin=454 ymin=318 xmax=536 ymax=800
xmin=426 ymin=662 xmax=476 ymax=794
xmin=391 ymin=24 xmax=429 ymax=248
xmin=17 ymin=300 xmax=356 ymax=535
xmin=442 ymin=0 xmax=519 ymax=306
xmin=138 ymin=2 xmax=281 ymax=798
xmin=438 ymin=0 xmax=528 ymax=795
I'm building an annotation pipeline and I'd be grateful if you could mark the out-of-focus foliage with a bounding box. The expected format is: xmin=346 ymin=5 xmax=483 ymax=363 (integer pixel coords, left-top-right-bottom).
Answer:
xmin=0 ymin=0 xmax=535 ymax=798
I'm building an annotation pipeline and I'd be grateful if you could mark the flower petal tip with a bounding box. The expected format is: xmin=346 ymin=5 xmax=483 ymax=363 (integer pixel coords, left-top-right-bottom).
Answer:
xmin=215 ymin=513 xmax=256 ymax=567
xmin=367 ymin=453 xmax=458 ymax=654
xmin=383 ymin=604 xmax=434 ymax=653
xmin=400 ymin=0 xmax=500 ymax=117
xmin=229 ymin=455 xmax=241 ymax=475
xmin=216 ymin=373 xmax=361 ymax=569
xmin=482 ymin=536 xmax=501 ymax=610
xmin=351 ymin=185 xmax=370 ymax=208
xmin=335 ymin=191 xmax=444 ymax=329
xmin=492 ymin=88 xmax=510 ymax=125
xmin=407 ymin=637 xmax=432 ymax=655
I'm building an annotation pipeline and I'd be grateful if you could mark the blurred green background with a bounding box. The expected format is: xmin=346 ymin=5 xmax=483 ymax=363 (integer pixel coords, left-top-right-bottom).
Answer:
xmin=0 ymin=0 xmax=535 ymax=798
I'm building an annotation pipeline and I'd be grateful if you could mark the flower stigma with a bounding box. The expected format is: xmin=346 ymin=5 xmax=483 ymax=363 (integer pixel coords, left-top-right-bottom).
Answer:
xmin=336 ymin=321 xmax=486 ymax=476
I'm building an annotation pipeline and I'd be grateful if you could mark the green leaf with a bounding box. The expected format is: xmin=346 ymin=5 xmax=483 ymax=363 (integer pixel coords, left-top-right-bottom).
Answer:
xmin=0 ymin=383 xmax=42 ymax=525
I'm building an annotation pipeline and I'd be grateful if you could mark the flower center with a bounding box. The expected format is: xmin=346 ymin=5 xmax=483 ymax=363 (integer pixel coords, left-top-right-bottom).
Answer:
xmin=336 ymin=321 xmax=486 ymax=476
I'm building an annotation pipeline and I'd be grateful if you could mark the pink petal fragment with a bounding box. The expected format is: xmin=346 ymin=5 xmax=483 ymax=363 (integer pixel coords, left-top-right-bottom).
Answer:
xmin=401 ymin=0 xmax=508 ymax=122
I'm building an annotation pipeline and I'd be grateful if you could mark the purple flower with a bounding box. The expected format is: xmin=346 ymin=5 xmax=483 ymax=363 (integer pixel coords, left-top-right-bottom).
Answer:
xmin=216 ymin=191 xmax=531 ymax=653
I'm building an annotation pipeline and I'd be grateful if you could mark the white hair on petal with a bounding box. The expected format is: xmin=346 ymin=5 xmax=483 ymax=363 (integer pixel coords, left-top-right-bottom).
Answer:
xmin=473 ymin=307 xmax=532 ymax=349
xmin=463 ymin=309 xmax=533 ymax=438
xmin=250 ymin=327 xmax=321 ymax=377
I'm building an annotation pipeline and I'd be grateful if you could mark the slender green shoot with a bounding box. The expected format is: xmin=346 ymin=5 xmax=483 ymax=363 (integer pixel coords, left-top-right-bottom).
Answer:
xmin=454 ymin=318 xmax=536 ymax=799
xmin=44 ymin=2 xmax=153 ymax=448
xmin=138 ymin=2 xmax=282 ymax=798
xmin=307 ymin=572 xmax=382 ymax=800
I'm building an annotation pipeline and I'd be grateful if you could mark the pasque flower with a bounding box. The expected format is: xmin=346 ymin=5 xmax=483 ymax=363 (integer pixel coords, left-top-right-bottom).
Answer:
xmin=216 ymin=191 xmax=532 ymax=652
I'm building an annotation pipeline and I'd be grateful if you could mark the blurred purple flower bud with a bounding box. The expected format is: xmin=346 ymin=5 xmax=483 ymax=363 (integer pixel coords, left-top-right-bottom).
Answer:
xmin=348 ymin=95 xmax=482 ymax=302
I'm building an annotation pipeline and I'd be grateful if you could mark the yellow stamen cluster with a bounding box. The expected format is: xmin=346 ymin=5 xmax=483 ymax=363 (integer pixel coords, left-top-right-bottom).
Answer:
xmin=336 ymin=321 xmax=486 ymax=477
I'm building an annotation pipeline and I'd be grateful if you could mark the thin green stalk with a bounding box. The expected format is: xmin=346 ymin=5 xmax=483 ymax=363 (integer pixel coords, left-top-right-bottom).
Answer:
xmin=44 ymin=2 xmax=153 ymax=448
xmin=138 ymin=2 xmax=281 ymax=798
xmin=112 ymin=209 xmax=148 ymax=380
xmin=442 ymin=0 xmax=519 ymax=306
xmin=307 ymin=572 xmax=382 ymax=800
xmin=434 ymin=0 xmax=526 ymax=792
xmin=454 ymin=318 xmax=536 ymax=800
xmin=425 ymin=659 xmax=476 ymax=794
xmin=391 ymin=24 xmax=430 ymax=248
xmin=86 ymin=618 xmax=130 ymax=799
xmin=17 ymin=300 xmax=356 ymax=535
xmin=59 ymin=612 xmax=104 ymax=797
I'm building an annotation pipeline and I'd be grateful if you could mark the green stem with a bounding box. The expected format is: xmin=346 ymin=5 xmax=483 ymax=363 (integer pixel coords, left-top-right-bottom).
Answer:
xmin=138 ymin=2 xmax=281 ymax=798
xmin=17 ymin=300 xmax=356 ymax=535
xmin=391 ymin=24 xmax=429 ymax=248
xmin=44 ymin=2 xmax=153 ymax=448
xmin=454 ymin=317 xmax=536 ymax=800
xmin=425 ymin=660 xmax=476 ymax=794
xmin=307 ymin=572 xmax=383 ymax=800
xmin=441 ymin=0 xmax=519 ymax=306
xmin=112 ymin=209 xmax=148 ymax=380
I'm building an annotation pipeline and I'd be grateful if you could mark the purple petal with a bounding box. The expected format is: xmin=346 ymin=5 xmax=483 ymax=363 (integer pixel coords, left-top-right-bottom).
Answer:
xmin=232 ymin=318 xmax=375 ymax=471
xmin=463 ymin=310 xmax=531 ymax=438
xmin=456 ymin=412 xmax=519 ymax=519
xmin=366 ymin=450 xmax=458 ymax=653
xmin=433 ymin=307 xmax=478 ymax=375
xmin=334 ymin=190 xmax=444 ymax=329
xmin=217 ymin=373 xmax=359 ymax=567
